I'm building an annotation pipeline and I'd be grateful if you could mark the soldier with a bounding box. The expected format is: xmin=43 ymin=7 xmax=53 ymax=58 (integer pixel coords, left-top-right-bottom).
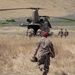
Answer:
xmin=58 ymin=29 xmax=63 ymax=38
xmin=41 ymin=21 xmax=50 ymax=34
xmin=26 ymin=28 xmax=34 ymax=38
xmin=37 ymin=29 xmax=42 ymax=36
xmin=31 ymin=32 xmax=55 ymax=75
xmin=64 ymin=29 xmax=69 ymax=38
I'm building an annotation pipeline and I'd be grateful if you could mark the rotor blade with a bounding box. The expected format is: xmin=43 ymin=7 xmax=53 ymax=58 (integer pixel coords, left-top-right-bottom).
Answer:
xmin=57 ymin=17 xmax=75 ymax=21
xmin=40 ymin=16 xmax=50 ymax=19
xmin=0 ymin=7 xmax=45 ymax=11
xmin=0 ymin=8 xmax=29 ymax=11
xmin=50 ymin=16 xmax=75 ymax=21
xmin=25 ymin=7 xmax=45 ymax=10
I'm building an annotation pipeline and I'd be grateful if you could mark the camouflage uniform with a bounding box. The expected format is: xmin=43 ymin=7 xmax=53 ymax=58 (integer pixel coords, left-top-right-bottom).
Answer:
xmin=58 ymin=29 xmax=63 ymax=38
xmin=37 ymin=29 xmax=42 ymax=36
xmin=64 ymin=29 xmax=69 ymax=38
xmin=26 ymin=28 xmax=34 ymax=38
xmin=33 ymin=37 xmax=55 ymax=75
xmin=41 ymin=22 xmax=50 ymax=33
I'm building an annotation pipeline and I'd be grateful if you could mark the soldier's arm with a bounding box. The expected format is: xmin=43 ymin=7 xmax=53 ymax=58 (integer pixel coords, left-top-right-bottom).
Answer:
xmin=50 ymin=42 xmax=55 ymax=58
xmin=58 ymin=32 xmax=60 ymax=35
xmin=33 ymin=41 xmax=40 ymax=57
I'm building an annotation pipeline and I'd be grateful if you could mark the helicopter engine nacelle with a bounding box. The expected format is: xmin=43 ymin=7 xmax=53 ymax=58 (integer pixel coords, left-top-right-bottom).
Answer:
xmin=40 ymin=19 xmax=44 ymax=23
xmin=27 ymin=19 xmax=32 ymax=23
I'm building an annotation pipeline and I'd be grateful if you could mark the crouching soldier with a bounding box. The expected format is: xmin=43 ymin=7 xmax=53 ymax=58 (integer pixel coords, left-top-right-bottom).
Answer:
xmin=26 ymin=28 xmax=34 ymax=38
xmin=37 ymin=29 xmax=42 ymax=36
xmin=31 ymin=32 xmax=55 ymax=75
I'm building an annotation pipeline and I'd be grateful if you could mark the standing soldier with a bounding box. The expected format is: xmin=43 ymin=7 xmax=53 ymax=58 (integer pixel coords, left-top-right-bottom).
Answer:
xmin=31 ymin=32 xmax=55 ymax=75
xmin=58 ymin=29 xmax=63 ymax=38
xmin=41 ymin=22 xmax=50 ymax=33
xmin=64 ymin=29 xmax=69 ymax=38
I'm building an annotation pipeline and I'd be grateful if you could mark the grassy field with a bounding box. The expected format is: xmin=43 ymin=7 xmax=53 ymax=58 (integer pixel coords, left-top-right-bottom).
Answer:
xmin=0 ymin=0 xmax=75 ymax=74
xmin=0 ymin=26 xmax=75 ymax=75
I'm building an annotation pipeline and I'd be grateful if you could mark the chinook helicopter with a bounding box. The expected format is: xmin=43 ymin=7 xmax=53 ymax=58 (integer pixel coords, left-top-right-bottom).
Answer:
xmin=25 ymin=7 xmax=52 ymax=35
xmin=19 ymin=7 xmax=52 ymax=35
xmin=0 ymin=7 xmax=52 ymax=36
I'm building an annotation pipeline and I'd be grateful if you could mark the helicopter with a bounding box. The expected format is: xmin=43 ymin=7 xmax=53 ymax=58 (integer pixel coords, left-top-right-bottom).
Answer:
xmin=0 ymin=7 xmax=74 ymax=36
xmin=0 ymin=7 xmax=52 ymax=36
xmin=25 ymin=7 xmax=52 ymax=36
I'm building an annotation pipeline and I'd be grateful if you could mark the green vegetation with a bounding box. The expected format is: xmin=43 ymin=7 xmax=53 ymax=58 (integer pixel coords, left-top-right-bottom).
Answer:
xmin=0 ymin=19 xmax=16 ymax=25
xmin=6 ymin=19 xmax=16 ymax=22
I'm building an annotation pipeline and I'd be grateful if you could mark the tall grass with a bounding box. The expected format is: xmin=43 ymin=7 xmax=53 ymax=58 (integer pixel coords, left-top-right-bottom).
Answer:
xmin=0 ymin=26 xmax=75 ymax=75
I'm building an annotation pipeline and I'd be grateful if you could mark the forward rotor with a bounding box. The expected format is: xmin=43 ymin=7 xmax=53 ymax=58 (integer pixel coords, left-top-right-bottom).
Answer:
xmin=0 ymin=7 xmax=45 ymax=11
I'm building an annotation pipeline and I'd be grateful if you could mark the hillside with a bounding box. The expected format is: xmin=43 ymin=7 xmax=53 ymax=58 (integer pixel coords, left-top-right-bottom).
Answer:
xmin=0 ymin=26 xmax=75 ymax=75
xmin=0 ymin=0 xmax=75 ymax=19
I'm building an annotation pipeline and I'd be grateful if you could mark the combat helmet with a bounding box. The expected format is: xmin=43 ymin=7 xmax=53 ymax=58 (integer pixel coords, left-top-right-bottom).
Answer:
xmin=30 ymin=57 xmax=38 ymax=62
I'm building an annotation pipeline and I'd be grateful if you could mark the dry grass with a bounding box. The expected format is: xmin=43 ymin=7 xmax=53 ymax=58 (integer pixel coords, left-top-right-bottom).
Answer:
xmin=0 ymin=26 xmax=75 ymax=75
xmin=0 ymin=0 xmax=75 ymax=74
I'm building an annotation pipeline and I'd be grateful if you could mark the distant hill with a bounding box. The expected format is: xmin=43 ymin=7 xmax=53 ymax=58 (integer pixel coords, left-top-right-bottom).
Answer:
xmin=0 ymin=0 xmax=75 ymax=19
